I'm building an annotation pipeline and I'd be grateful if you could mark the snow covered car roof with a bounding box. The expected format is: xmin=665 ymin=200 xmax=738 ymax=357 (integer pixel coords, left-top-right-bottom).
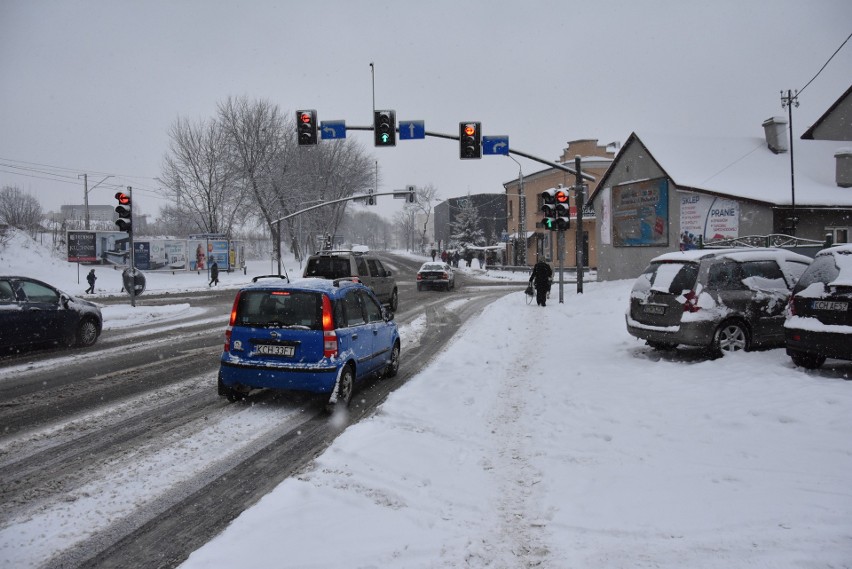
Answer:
xmin=649 ymin=247 xmax=813 ymax=265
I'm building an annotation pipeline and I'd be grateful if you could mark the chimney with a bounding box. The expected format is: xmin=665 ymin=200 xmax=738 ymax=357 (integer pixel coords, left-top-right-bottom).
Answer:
xmin=762 ymin=116 xmax=789 ymax=154
xmin=836 ymin=148 xmax=852 ymax=188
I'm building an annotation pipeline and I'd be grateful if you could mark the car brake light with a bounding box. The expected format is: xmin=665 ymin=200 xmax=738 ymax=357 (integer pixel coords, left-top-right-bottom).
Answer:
xmin=682 ymin=290 xmax=700 ymax=313
xmin=442 ymin=272 xmax=449 ymax=279
xmin=416 ymin=274 xmax=422 ymax=281
xmin=321 ymin=294 xmax=337 ymax=358
xmin=787 ymin=296 xmax=797 ymax=316
xmin=224 ymin=292 xmax=241 ymax=352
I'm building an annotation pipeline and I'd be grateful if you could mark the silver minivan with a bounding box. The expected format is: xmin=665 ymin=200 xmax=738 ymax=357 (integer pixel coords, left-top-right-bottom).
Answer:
xmin=626 ymin=248 xmax=811 ymax=355
xmin=303 ymin=250 xmax=399 ymax=311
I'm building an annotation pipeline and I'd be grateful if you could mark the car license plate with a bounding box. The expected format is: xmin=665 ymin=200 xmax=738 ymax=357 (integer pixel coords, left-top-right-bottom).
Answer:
xmin=643 ymin=304 xmax=666 ymax=315
xmin=256 ymin=344 xmax=295 ymax=357
xmin=812 ymin=300 xmax=848 ymax=311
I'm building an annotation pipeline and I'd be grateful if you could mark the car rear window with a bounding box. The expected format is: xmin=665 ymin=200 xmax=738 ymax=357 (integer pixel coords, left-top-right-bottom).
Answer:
xmin=235 ymin=290 xmax=322 ymax=329
xmin=304 ymin=257 xmax=353 ymax=279
xmin=793 ymin=254 xmax=840 ymax=294
xmin=639 ymin=262 xmax=699 ymax=294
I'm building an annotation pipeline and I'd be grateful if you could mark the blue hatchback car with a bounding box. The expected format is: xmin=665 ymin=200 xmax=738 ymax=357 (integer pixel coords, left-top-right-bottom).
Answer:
xmin=218 ymin=276 xmax=400 ymax=411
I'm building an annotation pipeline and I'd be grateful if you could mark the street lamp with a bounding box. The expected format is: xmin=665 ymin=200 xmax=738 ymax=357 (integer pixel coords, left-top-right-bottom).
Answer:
xmin=507 ymin=155 xmax=526 ymax=266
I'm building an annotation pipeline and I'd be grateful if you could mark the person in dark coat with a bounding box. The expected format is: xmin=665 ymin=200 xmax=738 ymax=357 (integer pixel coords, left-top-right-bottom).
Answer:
xmin=85 ymin=269 xmax=97 ymax=294
xmin=529 ymin=257 xmax=553 ymax=306
xmin=208 ymin=261 xmax=219 ymax=287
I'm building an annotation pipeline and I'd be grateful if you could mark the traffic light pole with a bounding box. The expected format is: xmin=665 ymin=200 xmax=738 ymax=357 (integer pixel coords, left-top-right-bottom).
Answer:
xmin=127 ymin=186 xmax=136 ymax=307
xmin=574 ymin=156 xmax=584 ymax=295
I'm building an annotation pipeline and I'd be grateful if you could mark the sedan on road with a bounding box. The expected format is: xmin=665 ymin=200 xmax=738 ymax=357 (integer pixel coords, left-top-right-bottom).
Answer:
xmin=416 ymin=262 xmax=455 ymax=292
xmin=0 ymin=275 xmax=103 ymax=351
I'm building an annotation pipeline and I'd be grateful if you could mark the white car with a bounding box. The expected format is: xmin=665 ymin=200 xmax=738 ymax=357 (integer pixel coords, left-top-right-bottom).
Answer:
xmin=416 ymin=262 xmax=455 ymax=291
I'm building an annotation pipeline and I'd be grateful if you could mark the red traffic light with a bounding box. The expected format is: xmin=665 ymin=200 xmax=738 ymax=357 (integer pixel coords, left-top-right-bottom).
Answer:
xmin=115 ymin=192 xmax=131 ymax=205
xmin=463 ymin=124 xmax=476 ymax=137
xmin=299 ymin=112 xmax=312 ymax=124
xmin=555 ymin=188 xmax=569 ymax=203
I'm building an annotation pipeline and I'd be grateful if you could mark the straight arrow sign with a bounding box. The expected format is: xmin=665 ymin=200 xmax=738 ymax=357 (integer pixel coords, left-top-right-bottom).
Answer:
xmin=398 ymin=120 xmax=425 ymax=140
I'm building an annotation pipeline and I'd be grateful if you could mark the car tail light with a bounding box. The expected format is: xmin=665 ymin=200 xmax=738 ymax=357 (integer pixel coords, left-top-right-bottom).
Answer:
xmin=442 ymin=272 xmax=448 ymax=279
xmin=416 ymin=274 xmax=422 ymax=281
xmin=682 ymin=290 xmax=700 ymax=313
xmin=224 ymin=292 xmax=241 ymax=352
xmin=787 ymin=296 xmax=797 ymax=316
xmin=321 ymin=294 xmax=338 ymax=358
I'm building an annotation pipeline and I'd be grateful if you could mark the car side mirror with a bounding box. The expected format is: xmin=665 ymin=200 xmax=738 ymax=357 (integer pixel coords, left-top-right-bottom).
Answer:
xmin=60 ymin=294 xmax=71 ymax=309
xmin=383 ymin=307 xmax=394 ymax=321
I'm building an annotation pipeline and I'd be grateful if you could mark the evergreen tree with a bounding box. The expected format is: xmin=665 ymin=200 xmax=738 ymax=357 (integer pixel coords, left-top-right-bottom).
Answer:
xmin=449 ymin=199 xmax=485 ymax=248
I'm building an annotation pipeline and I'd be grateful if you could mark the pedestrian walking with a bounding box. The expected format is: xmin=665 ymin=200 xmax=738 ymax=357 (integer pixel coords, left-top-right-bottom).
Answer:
xmin=529 ymin=256 xmax=553 ymax=307
xmin=209 ymin=260 xmax=219 ymax=287
xmin=85 ymin=269 xmax=97 ymax=294
xmin=431 ymin=249 xmax=437 ymax=261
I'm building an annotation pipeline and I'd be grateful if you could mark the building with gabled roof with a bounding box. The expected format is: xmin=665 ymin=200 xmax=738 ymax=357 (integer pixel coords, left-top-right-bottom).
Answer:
xmin=589 ymin=85 xmax=852 ymax=281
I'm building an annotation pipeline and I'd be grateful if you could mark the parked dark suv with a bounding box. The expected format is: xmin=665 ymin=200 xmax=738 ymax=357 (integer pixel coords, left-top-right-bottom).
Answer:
xmin=303 ymin=249 xmax=399 ymax=311
xmin=785 ymin=243 xmax=852 ymax=369
xmin=626 ymin=248 xmax=811 ymax=356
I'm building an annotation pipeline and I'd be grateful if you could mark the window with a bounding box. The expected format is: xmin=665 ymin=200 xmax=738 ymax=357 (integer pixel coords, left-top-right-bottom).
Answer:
xmin=343 ymin=291 xmax=366 ymax=327
xmin=359 ymin=291 xmax=384 ymax=323
xmin=0 ymin=280 xmax=15 ymax=301
xmin=707 ymin=261 xmax=744 ymax=291
xmin=19 ymin=280 xmax=59 ymax=303
xmin=367 ymin=259 xmax=384 ymax=277
xmin=826 ymin=227 xmax=849 ymax=244
xmin=356 ymin=257 xmax=369 ymax=277
xmin=740 ymin=261 xmax=788 ymax=291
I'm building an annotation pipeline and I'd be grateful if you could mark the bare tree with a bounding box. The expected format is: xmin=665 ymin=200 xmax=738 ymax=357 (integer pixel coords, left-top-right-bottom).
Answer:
xmin=159 ymin=116 xmax=243 ymax=235
xmin=394 ymin=206 xmax=419 ymax=252
xmin=0 ymin=185 xmax=43 ymax=234
xmin=412 ymin=184 xmax=439 ymax=251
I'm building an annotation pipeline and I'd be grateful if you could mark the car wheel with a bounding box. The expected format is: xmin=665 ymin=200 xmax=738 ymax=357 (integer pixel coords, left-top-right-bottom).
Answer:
xmin=218 ymin=372 xmax=247 ymax=403
xmin=384 ymin=341 xmax=400 ymax=378
xmin=790 ymin=351 xmax=826 ymax=369
xmin=389 ymin=289 xmax=399 ymax=311
xmin=74 ymin=318 xmax=99 ymax=347
xmin=713 ymin=320 xmax=749 ymax=355
xmin=327 ymin=365 xmax=354 ymax=413
xmin=647 ymin=340 xmax=677 ymax=351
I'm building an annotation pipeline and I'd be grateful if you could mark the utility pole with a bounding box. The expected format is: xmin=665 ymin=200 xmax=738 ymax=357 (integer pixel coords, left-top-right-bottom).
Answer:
xmin=781 ymin=89 xmax=799 ymax=235
xmin=79 ymin=174 xmax=89 ymax=229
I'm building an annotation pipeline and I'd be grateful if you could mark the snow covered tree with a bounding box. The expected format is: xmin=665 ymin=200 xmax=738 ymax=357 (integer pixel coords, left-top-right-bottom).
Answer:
xmin=449 ymin=198 xmax=485 ymax=249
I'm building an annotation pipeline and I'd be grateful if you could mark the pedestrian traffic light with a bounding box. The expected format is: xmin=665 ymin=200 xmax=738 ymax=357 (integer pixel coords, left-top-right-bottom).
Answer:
xmin=459 ymin=122 xmax=482 ymax=159
xmin=541 ymin=187 xmax=558 ymax=231
xmin=406 ymin=185 xmax=416 ymax=203
xmin=374 ymin=110 xmax=396 ymax=146
xmin=554 ymin=186 xmax=571 ymax=231
xmin=115 ymin=191 xmax=132 ymax=233
xmin=367 ymin=189 xmax=375 ymax=206
xmin=296 ymin=109 xmax=318 ymax=146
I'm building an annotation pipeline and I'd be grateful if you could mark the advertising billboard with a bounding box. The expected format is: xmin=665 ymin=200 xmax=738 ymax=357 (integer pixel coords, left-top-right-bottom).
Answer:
xmin=611 ymin=178 xmax=669 ymax=247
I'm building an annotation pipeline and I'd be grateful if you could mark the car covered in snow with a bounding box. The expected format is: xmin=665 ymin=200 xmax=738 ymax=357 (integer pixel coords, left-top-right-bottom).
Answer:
xmin=218 ymin=275 xmax=400 ymax=412
xmin=626 ymin=248 xmax=811 ymax=356
xmin=416 ymin=262 xmax=455 ymax=291
xmin=784 ymin=243 xmax=852 ymax=369
xmin=0 ymin=276 xmax=103 ymax=351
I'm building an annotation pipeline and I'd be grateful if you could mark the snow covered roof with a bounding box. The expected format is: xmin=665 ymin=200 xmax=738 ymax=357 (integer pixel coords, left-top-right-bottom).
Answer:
xmin=593 ymin=132 xmax=852 ymax=208
xmin=650 ymin=247 xmax=813 ymax=265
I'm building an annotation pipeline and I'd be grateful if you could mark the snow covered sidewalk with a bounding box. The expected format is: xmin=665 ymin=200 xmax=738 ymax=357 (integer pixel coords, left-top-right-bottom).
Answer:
xmin=181 ymin=280 xmax=852 ymax=568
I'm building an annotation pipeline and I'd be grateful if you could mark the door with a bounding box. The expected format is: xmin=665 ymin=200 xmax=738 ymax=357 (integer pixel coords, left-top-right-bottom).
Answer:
xmin=340 ymin=289 xmax=375 ymax=375
xmin=359 ymin=289 xmax=392 ymax=374
xmin=16 ymin=279 xmax=70 ymax=344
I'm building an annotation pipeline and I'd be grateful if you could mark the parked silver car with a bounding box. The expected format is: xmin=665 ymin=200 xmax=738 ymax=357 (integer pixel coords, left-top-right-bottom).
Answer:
xmin=626 ymin=248 xmax=811 ymax=355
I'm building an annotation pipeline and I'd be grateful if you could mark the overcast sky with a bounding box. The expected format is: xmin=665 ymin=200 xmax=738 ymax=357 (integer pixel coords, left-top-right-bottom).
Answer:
xmin=1 ymin=0 xmax=850 ymax=222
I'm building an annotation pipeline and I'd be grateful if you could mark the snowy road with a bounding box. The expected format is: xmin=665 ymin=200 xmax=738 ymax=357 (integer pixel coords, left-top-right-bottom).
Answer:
xmin=0 ymin=276 xmax=512 ymax=568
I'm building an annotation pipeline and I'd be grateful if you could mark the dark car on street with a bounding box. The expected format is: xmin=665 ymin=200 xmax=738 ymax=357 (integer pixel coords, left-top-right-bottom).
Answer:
xmin=784 ymin=243 xmax=852 ymax=369
xmin=0 ymin=276 xmax=103 ymax=351
xmin=416 ymin=262 xmax=455 ymax=291
xmin=218 ymin=276 xmax=400 ymax=412
xmin=626 ymin=248 xmax=811 ymax=356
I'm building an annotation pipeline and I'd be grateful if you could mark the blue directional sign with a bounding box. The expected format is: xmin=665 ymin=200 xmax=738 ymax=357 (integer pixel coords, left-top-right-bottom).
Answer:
xmin=483 ymin=135 xmax=509 ymax=156
xmin=320 ymin=121 xmax=346 ymax=140
xmin=398 ymin=120 xmax=425 ymax=140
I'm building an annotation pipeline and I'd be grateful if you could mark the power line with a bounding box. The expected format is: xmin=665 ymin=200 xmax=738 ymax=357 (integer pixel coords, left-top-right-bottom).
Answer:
xmin=798 ymin=31 xmax=852 ymax=96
